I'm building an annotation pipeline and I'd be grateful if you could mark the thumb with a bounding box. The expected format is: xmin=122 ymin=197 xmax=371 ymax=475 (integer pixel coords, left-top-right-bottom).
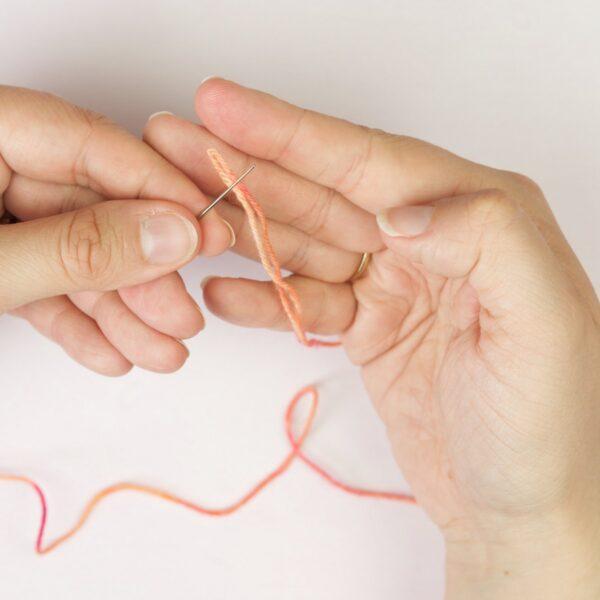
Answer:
xmin=376 ymin=189 xmax=574 ymax=327
xmin=0 ymin=200 xmax=200 ymax=312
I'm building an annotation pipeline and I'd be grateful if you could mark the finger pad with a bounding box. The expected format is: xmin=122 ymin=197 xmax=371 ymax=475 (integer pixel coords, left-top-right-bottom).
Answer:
xmin=120 ymin=276 xmax=205 ymax=339
xmin=196 ymin=80 xmax=264 ymax=148
xmin=202 ymin=277 xmax=275 ymax=327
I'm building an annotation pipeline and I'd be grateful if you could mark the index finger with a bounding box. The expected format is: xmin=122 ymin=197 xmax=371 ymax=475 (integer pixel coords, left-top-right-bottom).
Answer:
xmin=195 ymin=78 xmax=484 ymax=212
xmin=0 ymin=86 xmax=231 ymax=256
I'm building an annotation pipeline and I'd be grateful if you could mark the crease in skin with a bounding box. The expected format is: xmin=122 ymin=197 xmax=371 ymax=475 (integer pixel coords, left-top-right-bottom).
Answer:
xmin=271 ymin=107 xmax=309 ymax=166
xmin=373 ymin=312 xmax=438 ymax=409
xmin=355 ymin=252 xmax=492 ymax=448
xmin=335 ymin=126 xmax=375 ymax=199
xmin=288 ymin=182 xmax=335 ymax=240
xmin=71 ymin=112 xmax=97 ymax=189
xmin=347 ymin=251 xmax=435 ymax=367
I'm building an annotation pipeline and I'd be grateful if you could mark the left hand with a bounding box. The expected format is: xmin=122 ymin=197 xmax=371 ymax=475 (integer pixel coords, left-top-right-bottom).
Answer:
xmin=144 ymin=79 xmax=600 ymax=597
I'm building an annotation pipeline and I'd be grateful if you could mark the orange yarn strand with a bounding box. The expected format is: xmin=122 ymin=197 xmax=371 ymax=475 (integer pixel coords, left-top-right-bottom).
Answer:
xmin=0 ymin=151 xmax=414 ymax=555
xmin=206 ymin=149 xmax=339 ymax=348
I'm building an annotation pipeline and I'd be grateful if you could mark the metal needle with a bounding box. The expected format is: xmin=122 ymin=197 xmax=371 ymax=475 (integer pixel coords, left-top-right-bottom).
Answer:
xmin=197 ymin=164 xmax=256 ymax=219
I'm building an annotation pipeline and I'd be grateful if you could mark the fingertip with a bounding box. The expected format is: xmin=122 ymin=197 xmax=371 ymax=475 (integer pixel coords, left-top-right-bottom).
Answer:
xmin=200 ymin=276 xmax=232 ymax=317
xmin=72 ymin=339 xmax=134 ymax=377
xmin=147 ymin=110 xmax=175 ymax=123
xmin=174 ymin=298 xmax=205 ymax=339
xmin=198 ymin=213 xmax=236 ymax=257
xmin=223 ymin=219 xmax=236 ymax=248
xmin=201 ymin=276 xmax=265 ymax=328
xmin=119 ymin=274 xmax=205 ymax=340
xmin=139 ymin=209 xmax=200 ymax=266
xmin=142 ymin=111 xmax=181 ymax=144
xmin=195 ymin=76 xmax=226 ymax=105
xmin=199 ymin=75 xmax=220 ymax=88
xmin=376 ymin=206 xmax=434 ymax=238
xmin=200 ymin=275 xmax=216 ymax=291
xmin=149 ymin=293 xmax=204 ymax=340
xmin=95 ymin=358 xmax=134 ymax=378
xmin=194 ymin=77 xmax=238 ymax=128
xmin=141 ymin=107 xmax=240 ymax=257
xmin=139 ymin=337 xmax=190 ymax=374
xmin=175 ymin=339 xmax=191 ymax=364
xmin=153 ymin=339 xmax=190 ymax=373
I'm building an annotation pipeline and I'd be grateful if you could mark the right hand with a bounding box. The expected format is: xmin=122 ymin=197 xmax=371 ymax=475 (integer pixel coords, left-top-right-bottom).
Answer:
xmin=0 ymin=86 xmax=234 ymax=375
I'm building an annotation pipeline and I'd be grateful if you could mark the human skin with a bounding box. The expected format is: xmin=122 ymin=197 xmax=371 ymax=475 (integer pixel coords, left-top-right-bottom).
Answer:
xmin=0 ymin=86 xmax=234 ymax=375
xmin=145 ymin=78 xmax=600 ymax=598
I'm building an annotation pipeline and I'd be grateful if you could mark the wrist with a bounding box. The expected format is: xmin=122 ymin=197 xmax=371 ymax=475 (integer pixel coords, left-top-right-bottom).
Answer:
xmin=444 ymin=502 xmax=600 ymax=599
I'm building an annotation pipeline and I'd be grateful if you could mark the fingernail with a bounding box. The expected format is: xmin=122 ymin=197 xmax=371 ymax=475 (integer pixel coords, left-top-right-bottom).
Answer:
xmin=200 ymin=75 xmax=218 ymax=86
xmin=201 ymin=276 xmax=215 ymax=290
xmin=376 ymin=206 xmax=434 ymax=237
xmin=147 ymin=110 xmax=174 ymax=122
xmin=223 ymin=219 xmax=236 ymax=248
xmin=140 ymin=213 xmax=198 ymax=265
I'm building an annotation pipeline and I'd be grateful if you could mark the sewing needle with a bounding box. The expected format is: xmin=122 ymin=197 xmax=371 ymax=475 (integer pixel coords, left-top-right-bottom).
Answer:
xmin=197 ymin=164 xmax=256 ymax=219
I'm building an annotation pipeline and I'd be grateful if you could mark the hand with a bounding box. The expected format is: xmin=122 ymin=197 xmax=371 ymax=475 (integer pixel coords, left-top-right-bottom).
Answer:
xmin=0 ymin=87 xmax=234 ymax=375
xmin=145 ymin=79 xmax=600 ymax=597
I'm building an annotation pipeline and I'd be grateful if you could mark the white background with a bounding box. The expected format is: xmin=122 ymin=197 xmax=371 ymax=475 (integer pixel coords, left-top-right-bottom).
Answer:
xmin=0 ymin=1 xmax=599 ymax=598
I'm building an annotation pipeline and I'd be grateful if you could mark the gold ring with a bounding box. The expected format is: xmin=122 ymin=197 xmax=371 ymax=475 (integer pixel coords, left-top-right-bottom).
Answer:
xmin=349 ymin=252 xmax=371 ymax=282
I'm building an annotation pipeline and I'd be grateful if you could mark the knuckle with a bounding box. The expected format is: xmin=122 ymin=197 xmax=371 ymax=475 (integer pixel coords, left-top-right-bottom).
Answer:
xmin=272 ymin=108 xmax=308 ymax=162
xmin=389 ymin=133 xmax=423 ymax=152
xmin=504 ymin=170 xmax=544 ymax=199
xmin=336 ymin=127 xmax=389 ymax=196
xmin=58 ymin=208 xmax=117 ymax=285
xmin=294 ymin=185 xmax=335 ymax=237
xmin=74 ymin=104 xmax=112 ymax=132
xmin=71 ymin=109 xmax=113 ymax=188
xmin=270 ymin=306 xmax=291 ymax=331
xmin=388 ymin=134 xmax=431 ymax=162
xmin=306 ymin=286 xmax=328 ymax=332
xmin=468 ymin=189 xmax=520 ymax=229
xmin=336 ymin=126 xmax=376 ymax=191
xmin=27 ymin=88 xmax=63 ymax=111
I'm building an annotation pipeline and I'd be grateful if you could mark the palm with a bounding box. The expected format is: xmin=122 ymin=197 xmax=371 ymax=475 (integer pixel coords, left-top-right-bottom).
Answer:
xmin=348 ymin=248 xmax=482 ymax=526
xmin=348 ymin=247 xmax=573 ymax=529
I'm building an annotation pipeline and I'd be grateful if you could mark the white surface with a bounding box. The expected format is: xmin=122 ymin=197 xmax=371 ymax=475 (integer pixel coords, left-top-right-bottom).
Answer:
xmin=0 ymin=1 xmax=599 ymax=599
